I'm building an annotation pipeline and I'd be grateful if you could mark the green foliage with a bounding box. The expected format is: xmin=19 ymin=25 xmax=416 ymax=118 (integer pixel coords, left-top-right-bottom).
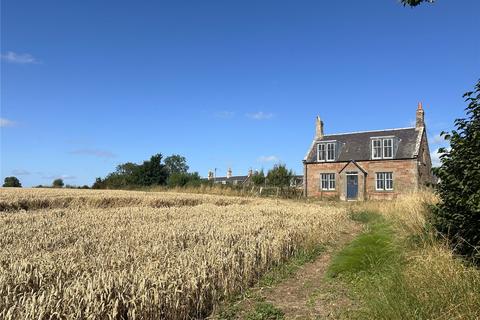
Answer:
xmin=245 ymin=302 xmax=284 ymax=320
xmin=92 ymin=177 xmax=106 ymax=189
xmin=432 ymin=80 xmax=480 ymax=263
xmin=164 ymin=154 xmax=189 ymax=174
xmin=167 ymin=172 xmax=201 ymax=187
xmin=94 ymin=153 xmax=169 ymax=189
xmin=266 ymin=164 xmax=294 ymax=187
xmin=52 ymin=178 xmax=64 ymax=188
xmin=401 ymin=0 xmax=434 ymax=6
xmin=3 ymin=176 xmax=22 ymax=187
xmin=327 ymin=216 xmax=399 ymax=278
xmin=251 ymin=169 xmax=266 ymax=186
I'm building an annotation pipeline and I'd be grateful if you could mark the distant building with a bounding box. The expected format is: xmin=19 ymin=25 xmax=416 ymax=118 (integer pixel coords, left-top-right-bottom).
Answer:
xmin=302 ymin=103 xmax=433 ymax=200
xmin=207 ymin=168 xmax=252 ymax=185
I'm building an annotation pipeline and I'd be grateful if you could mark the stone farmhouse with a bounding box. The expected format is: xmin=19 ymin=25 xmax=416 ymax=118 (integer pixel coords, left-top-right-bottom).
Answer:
xmin=303 ymin=103 xmax=433 ymax=200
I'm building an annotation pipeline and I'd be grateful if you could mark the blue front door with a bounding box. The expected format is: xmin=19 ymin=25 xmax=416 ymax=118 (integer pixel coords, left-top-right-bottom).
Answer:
xmin=347 ymin=174 xmax=358 ymax=200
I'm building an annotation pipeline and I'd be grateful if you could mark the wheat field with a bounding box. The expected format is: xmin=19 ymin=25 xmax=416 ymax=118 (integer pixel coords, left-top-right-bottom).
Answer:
xmin=0 ymin=188 xmax=349 ymax=319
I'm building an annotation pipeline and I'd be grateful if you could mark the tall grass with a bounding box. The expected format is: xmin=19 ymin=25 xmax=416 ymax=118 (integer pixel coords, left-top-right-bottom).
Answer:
xmin=335 ymin=191 xmax=480 ymax=319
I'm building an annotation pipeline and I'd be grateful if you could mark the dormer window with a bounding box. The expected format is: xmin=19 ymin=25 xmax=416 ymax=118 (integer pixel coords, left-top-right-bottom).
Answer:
xmin=383 ymin=139 xmax=393 ymax=158
xmin=317 ymin=141 xmax=336 ymax=162
xmin=371 ymin=137 xmax=394 ymax=159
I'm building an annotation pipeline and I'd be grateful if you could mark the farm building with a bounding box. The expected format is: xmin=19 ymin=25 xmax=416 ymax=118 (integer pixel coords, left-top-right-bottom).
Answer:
xmin=303 ymin=103 xmax=433 ymax=200
xmin=207 ymin=168 xmax=251 ymax=185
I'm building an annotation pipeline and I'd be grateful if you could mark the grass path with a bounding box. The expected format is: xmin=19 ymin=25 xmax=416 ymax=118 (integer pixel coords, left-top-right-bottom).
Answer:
xmin=263 ymin=223 xmax=361 ymax=319
xmin=214 ymin=218 xmax=362 ymax=319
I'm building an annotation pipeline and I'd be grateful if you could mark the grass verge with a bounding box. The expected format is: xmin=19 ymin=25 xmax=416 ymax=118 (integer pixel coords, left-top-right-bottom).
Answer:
xmin=329 ymin=203 xmax=480 ymax=320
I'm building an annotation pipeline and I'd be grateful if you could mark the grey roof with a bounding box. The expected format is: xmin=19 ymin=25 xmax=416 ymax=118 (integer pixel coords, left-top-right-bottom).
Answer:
xmin=304 ymin=127 xmax=423 ymax=163
xmin=212 ymin=175 xmax=248 ymax=183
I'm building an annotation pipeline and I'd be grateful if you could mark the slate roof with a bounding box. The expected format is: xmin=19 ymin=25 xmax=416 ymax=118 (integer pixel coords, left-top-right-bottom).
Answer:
xmin=212 ymin=175 xmax=249 ymax=183
xmin=304 ymin=127 xmax=423 ymax=163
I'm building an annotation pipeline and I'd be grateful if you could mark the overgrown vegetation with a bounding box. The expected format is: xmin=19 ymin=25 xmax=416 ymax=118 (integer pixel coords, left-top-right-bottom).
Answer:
xmin=329 ymin=193 xmax=480 ymax=319
xmin=432 ymin=80 xmax=480 ymax=263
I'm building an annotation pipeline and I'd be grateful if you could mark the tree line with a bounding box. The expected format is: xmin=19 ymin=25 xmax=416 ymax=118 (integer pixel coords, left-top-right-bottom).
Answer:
xmin=92 ymin=154 xmax=201 ymax=189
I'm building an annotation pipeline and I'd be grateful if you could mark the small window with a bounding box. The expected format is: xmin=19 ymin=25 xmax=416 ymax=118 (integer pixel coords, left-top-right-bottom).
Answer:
xmin=327 ymin=143 xmax=336 ymax=161
xmin=376 ymin=172 xmax=393 ymax=191
xmin=317 ymin=144 xmax=326 ymax=162
xmin=383 ymin=139 xmax=393 ymax=158
xmin=372 ymin=139 xmax=382 ymax=159
xmin=321 ymin=173 xmax=335 ymax=190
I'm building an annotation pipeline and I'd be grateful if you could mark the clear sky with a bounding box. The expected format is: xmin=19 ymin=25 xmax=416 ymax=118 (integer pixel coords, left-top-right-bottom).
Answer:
xmin=1 ymin=0 xmax=479 ymax=187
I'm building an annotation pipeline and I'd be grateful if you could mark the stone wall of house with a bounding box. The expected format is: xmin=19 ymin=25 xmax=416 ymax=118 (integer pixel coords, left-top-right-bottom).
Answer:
xmin=359 ymin=159 xmax=418 ymax=200
xmin=305 ymin=158 xmax=419 ymax=200
xmin=417 ymin=132 xmax=434 ymax=186
xmin=305 ymin=162 xmax=344 ymax=199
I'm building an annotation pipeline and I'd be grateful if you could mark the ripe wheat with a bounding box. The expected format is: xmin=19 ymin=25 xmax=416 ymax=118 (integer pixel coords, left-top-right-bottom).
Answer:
xmin=0 ymin=188 xmax=348 ymax=319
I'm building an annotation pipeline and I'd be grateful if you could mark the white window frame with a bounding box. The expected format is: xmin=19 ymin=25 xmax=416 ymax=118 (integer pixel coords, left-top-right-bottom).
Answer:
xmin=375 ymin=172 xmax=393 ymax=191
xmin=321 ymin=173 xmax=336 ymax=191
xmin=371 ymin=137 xmax=394 ymax=159
xmin=317 ymin=143 xmax=326 ymax=162
xmin=372 ymin=139 xmax=382 ymax=159
xmin=383 ymin=138 xmax=393 ymax=159
xmin=326 ymin=143 xmax=336 ymax=162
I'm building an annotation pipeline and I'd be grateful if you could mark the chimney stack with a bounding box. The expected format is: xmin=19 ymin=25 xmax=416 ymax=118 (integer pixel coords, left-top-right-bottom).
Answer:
xmin=248 ymin=168 xmax=253 ymax=177
xmin=207 ymin=170 xmax=214 ymax=180
xmin=227 ymin=167 xmax=232 ymax=179
xmin=315 ymin=116 xmax=324 ymax=139
xmin=416 ymin=102 xmax=425 ymax=129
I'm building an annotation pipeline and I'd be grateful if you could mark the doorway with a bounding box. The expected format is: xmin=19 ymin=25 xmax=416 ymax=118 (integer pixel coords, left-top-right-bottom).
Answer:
xmin=346 ymin=173 xmax=358 ymax=200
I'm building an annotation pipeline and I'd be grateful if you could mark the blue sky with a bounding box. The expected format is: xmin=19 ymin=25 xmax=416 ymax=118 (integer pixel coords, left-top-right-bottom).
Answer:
xmin=1 ymin=0 xmax=479 ymax=187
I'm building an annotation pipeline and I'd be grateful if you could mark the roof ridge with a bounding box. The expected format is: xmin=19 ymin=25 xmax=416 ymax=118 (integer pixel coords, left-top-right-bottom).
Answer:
xmin=324 ymin=127 xmax=415 ymax=137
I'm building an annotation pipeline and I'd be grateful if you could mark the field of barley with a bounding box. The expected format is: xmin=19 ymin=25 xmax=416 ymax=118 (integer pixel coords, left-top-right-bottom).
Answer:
xmin=0 ymin=188 xmax=350 ymax=319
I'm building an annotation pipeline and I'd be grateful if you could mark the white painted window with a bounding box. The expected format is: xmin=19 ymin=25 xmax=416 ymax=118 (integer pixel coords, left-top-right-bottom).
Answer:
xmin=376 ymin=172 xmax=393 ymax=191
xmin=327 ymin=143 xmax=336 ymax=161
xmin=372 ymin=139 xmax=382 ymax=159
xmin=372 ymin=137 xmax=394 ymax=159
xmin=321 ymin=173 xmax=335 ymax=190
xmin=317 ymin=144 xmax=326 ymax=162
xmin=383 ymin=138 xmax=393 ymax=158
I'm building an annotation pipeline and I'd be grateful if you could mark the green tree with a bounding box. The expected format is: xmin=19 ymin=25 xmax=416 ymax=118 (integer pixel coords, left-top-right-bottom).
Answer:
xmin=266 ymin=164 xmax=294 ymax=187
xmin=52 ymin=178 xmax=64 ymax=188
xmin=164 ymin=154 xmax=189 ymax=174
xmin=92 ymin=177 xmax=105 ymax=189
xmin=136 ymin=153 xmax=169 ymax=186
xmin=167 ymin=172 xmax=201 ymax=187
xmin=251 ymin=170 xmax=266 ymax=186
xmin=401 ymin=0 xmax=434 ymax=6
xmin=432 ymin=80 xmax=480 ymax=263
xmin=3 ymin=176 xmax=22 ymax=187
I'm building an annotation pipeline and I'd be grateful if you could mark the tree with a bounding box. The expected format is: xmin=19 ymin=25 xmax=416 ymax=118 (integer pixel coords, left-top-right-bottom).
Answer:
xmin=266 ymin=164 xmax=294 ymax=187
xmin=401 ymin=0 xmax=434 ymax=6
xmin=167 ymin=172 xmax=201 ymax=187
xmin=52 ymin=178 xmax=64 ymax=188
xmin=92 ymin=177 xmax=104 ymax=189
xmin=164 ymin=154 xmax=189 ymax=174
xmin=3 ymin=176 xmax=22 ymax=187
xmin=432 ymin=80 xmax=480 ymax=263
xmin=136 ymin=153 xmax=169 ymax=186
xmin=251 ymin=170 xmax=266 ymax=186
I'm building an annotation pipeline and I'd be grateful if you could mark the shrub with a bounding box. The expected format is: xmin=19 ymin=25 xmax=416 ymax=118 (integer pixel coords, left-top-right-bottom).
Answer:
xmin=432 ymin=80 xmax=480 ymax=263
